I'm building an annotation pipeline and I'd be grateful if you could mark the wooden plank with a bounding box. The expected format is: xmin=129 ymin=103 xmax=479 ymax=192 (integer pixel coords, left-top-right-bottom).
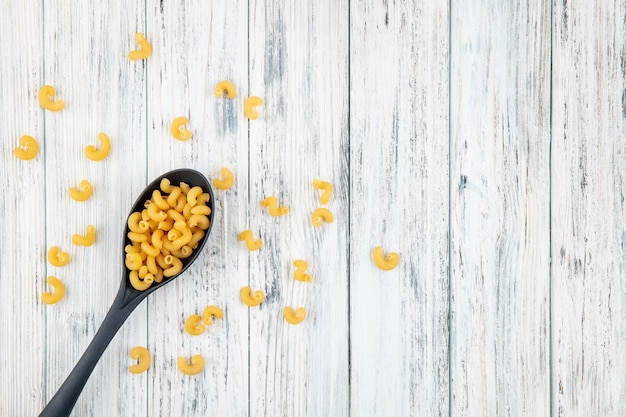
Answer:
xmin=248 ymin=0 xmax=350 ymax=415
xmin=551 ymin=0 xmax=626 ymax=415
xmin=449 ymin=0 xmax=551 ymax=415
xmin=0 ymin=1 xmax=46 ymax=415
xmin=349 ymin=1 xmax=450 ymax=416
xmin=145 ymin=1 xmax=249 ymax=415
xmin=41 ymin=1 xmax=148 ymax=415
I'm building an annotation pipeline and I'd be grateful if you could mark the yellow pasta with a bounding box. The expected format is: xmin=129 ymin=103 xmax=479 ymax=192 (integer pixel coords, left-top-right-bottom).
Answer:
xmin=170 ymin=116 xmax=193 ymax=141
xmin=212 ymin=167 xmax=234 ymax=190
xmin=372 ymin=246 xmax=400 ymax=270
xmin=293 ymin=260 xmax=312 ymax=282
xmin=214 ymin=80 xmax=237 ymax=99
xmin=243 ymin=96 xmax=263 ymax=120
xmin=311 ymin=208 xmax=334 ymax=227
xmin=48 ymin=246 xmax=70 ymax=267
xmin=129 ymin=270 xmax=153 ymax=291
xmin=238 ymin=230 xmax=262 ymax=251
xmin=202 ymin=305 xmax=224 ymax=326
xmin=177 ymin=355 xmax=205 ymax=376
xmin=260 ymin=196 xmax=289 ymax=216
xmin=13 ymin=135 xmax=39 ymax=160
xmin=69 ymin=179 xmax=93 ymax=202
xmin=312 ymin=179 xmax=333 ymax=205
xmin=284 ymin=306 xmax=306 ymax=325
xmin=128 ymin=347 xmax=151 ymax=374
xmin=84 ymin=132 xmax=111 ymax=161
xmin=128 ymin=32 xmax=152 ymax=60
xmin=162 ymin=254 xmax=183 ymax=277
xmin=184 ymin=314 xmax=206 ymax=336
xmin=41 ymin=276 xmax=65 ymax=304
xmin=72 ymin=225 xmax=96 ymax=246
xmin=38 ymin=85 xmax=64 ymax=112
xmin=240 ymin=286 xmax=265 ymax=307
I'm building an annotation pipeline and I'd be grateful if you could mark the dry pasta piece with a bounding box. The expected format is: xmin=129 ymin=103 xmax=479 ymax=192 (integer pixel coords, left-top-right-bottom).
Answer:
xmin=128 ymin=32 xmax=152 ymax=60
xmin=238 ymin=230 xmax=262 ymax=251
xmin=128 ymin=347 xmax=151 ymax=374
xmin=38 ymin=85 xmax=64 ymax=111
xmin=293 ymin=260 xmax=312 ymax=282
xmin=41 ymin=276 xmax=65 ymax=304
xmin=243 ymin=96 xmax=263 ymax=120
xmin=129 ymin=270 xmax=153 ymax=291
xmin=184 ymin=314 xmax=206 ymax=336
xmin=84 ymin=132 xmax=111 ymax=161
xmin=311 ymin=208 xmax=334 ymax=227
xmin=72 ymin=225 xmax=96 ymax=246
xmin=214 ymin=80 xmax=237 ymax=99
xmin=13 ymin=135 xmax=39 ymax=160
xmin=240 ymin=286 xmax=265 ymax=307
xmin=312 ymin=179 xmax=333 ymax=205
xmin=372 ymin=246 xmax=400 ymax=270
xmin=260 ymin=196 xmax=289 ymax=216
xmin=284 ymin=306 xmax=306 ymax=325
xmin=69 ymin=179 xmax=93 ymax=202
xmin=212 ymin=167 xmax=234 ymax=190
xmin=48 ymin=246 xmax=70 ymax=267
xmin=170 ymin=117 xmax=193 ymax=141
xmin=202 ymin=305 xmax=224 ymax=326
xmin=177 ymin=355 xmax=205 ymax=375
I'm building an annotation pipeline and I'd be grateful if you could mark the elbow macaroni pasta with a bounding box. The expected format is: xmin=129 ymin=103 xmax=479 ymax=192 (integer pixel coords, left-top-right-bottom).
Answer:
xmin=238 ymin=230 xmax=262 ymax=251
xmin=260 ymin=196 xmax=289 ymax=216
xmin=293 ymin=260 xmax=312 ymax=282
xmin=214 ymin=80 xmax=237 ymax=99
xmin=243 ymin=96 xmax=263 ymax=120
xmin=41 ymin=276 xmax=65 ymax=304
xmin=202 ymin=305 xmax=224 ymax=326
xmin=312 ymin=179 xmax=333 ymax=205
xmin=372 ymin=246 xmax=400 ymax=270
xmin=13 ymin=135 xmax=39 ymax=160
xmin=84 ymin=132 xmax=111 ymax=161
xmin=69 ymin=180 xmax=93 ymax=202
xmin=212 ymin=167 xmax=234 ymax=190
xmin=240 ymin=286 xmax=265 ymax=307
xmin=38 ymin=85 xmax=64 ymax=111
xmin=177 ymin=355 xmax=205 ymax=375
xmin=128 ymin=32 xmax=152 ymax=60
xmin=284 ymin=306 xmax=306 ymax=325
xmin=184 ymin=314 xmax=206 ymax=336
xmin=311 ymin=208 xmax=334 ymax=227
xmin=72 ymin=225 xmax=96 ymax=246
xmin=48 ymin=246 xmax=70 ymax=267
xmin=128 ymin=347 xmax=151 ymax=374
xmin=170 ymin=117 xmax=193 ymax=141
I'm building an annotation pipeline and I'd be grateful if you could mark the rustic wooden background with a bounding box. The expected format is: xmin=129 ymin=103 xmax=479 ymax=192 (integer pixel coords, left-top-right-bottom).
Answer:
xmin=1 ymin=0 xmax=625 ymax=416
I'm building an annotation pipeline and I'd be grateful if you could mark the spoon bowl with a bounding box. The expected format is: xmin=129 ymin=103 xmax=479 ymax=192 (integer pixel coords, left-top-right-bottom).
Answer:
xmin=39 ymin=168 xmax=214 ymax=417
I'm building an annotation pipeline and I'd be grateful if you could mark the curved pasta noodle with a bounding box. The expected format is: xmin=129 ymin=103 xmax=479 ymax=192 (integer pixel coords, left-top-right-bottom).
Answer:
xmin=177 ymin=354 xmax=205 ymax=375
xmin=284 ymin=306 xmax=306 ymax=325
xmin=128 ymin=32 xmax=152 ymax=60
xmin=214 ymin=80 xmax=237 ymax=99
xmin=129 ymin=270 xmax=152 ymax=291
xmin=69 ymin=180 xmax=93 ymax=202
xmin=38 ymin=85 xmax=64 ymax=112
xmin=128 ymin=346 xmax=151 ymax=374
xmin=312 ymin=179 xmax=333 ymax=205
xmin=184 ymin=314 xmax=206 ymax=336
xmin=311 ymin=208 xmax=334 ymax=227
xmin=41 ymin=276 xmax=65 ymax=304
xmin=372 ymin=246 xmax=400 ymax=270
xmin=238 ymin=230 xmax=262 ymax=251
xmin=13 ymin=135 xmax=39 ymax=160
xmin=293 ymin=260 xmax=312 ymax=282
xmin=240 ymin=286 xmax=265 ymax=307
xmin=202 ymin=305 xmax=224 ymax=326
xmin=170 ymin=117 xmax=193 ymax=141
xmin=72 ymin=225 xmax=96 ymax=246
xmin=48 ymin=246 xmax=70 ymax=267
xmin=243 ymin=96 xmax=263 ymax=120
xmin=162 ymin=254 xmax=183 ymax=277
xmin=212 ymin=167 xmax=234 ymax=190
xmin=84 ymin=132 xmax=111 ymax=161
xmin=260 ymin=196 xmax=289 ymax=216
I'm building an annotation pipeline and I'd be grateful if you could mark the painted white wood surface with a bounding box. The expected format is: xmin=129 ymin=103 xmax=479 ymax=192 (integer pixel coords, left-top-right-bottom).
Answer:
xmin=1 ymin=0 xmax=626 ymax=416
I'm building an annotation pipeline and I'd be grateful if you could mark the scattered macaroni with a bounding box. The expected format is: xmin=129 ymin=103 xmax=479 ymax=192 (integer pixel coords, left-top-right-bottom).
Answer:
xmin=243 ymin=96 xmax=263 ymax=120
xmin=41 ymin=276 xmax=65 ymax=304
xmin=128 ymin=347 xmax=151 ymax=374
xmin=184 ymin=314 xmax=206 ymax=336
xmin=170 ymin=117 xmax=193 ymax=141
xmin=240 ymin=286 xmax=265 ymax=307
xmin=372 ymin=246 xmax=400 ymax=270
xmin=293 ymin=260 xmax=312 ymax=282
xmin=311 ymin=208 xmax=334 ymax=227
xmin=212 ymin=167 xmax=234 ymax=190
xmin=260 ymin=196 xmax=289 ymax=216
xmin=128 ymin=32 xmax=152 ymax=60
xmin=312 ymin=179 xmax=333 ymax=205
xmin=69 ymin=179 xmax=93 ymax=202
xmin=284 ymin=306 xmax=306 ymax=325
xmin=72 ymin=225 xmax=96 ymax=246
xmin=13 ymin=135 xmax=39 ymax=160
xmin=202 ymin=305 xmax=224 ymax=326
xmin=84 ymin=132 xmax=111 ymax=161
xmin=214 ymin=80 xmax=237 ymax=99
xmin=238 ymin=230 xmax=262 ymax=251
xmin=177 ymin=355 xmax=205 ymax=376
xmin=38 ymin=85 xmax=64 ymax=112
xmin=48 ymin=246 xmax=70 ymax=267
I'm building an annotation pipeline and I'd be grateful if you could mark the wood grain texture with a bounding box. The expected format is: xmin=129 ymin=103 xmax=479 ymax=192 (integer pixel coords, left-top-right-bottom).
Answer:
xmin=449 ymin=0 xmax=551 ymax=415
xmin=349 ymin=0 xmax=450 ymax=416
xmin=551 ymin=0 xmax=626 ymax=415
xmin=248 ymin=0 xmax=350 ymax=416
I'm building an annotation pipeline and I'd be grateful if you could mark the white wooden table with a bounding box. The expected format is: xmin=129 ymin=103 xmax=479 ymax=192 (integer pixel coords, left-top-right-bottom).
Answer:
xmin=1 ymin=0 xmax=625 ymax=416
